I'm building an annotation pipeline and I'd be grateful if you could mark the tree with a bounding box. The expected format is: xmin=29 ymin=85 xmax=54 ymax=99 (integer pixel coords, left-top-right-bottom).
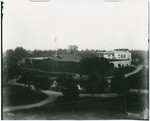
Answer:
xmin=80 ymin=57 xmax=111 ymax=96
xmin=14 ymin=47 xmax=28 ymax=61
xmin=111 ymin=71 xmax=127 ymax=94
xmin=85 ymin=73 xmax=108 ymax=97
xmin=33 ymin=76 xmax=41 ymax=91
xmin=85 ymin=73 xmax=99 ymax=97
xmin=57 ymin=73 xmax=79 ymax=100
xmin=68 ymin=45 xmax=78 ymax=55
xmin=4 ymin=47 xmax=28 ymax=80
xmin=80 ymin=57 xmax=111 ymax=76
xmin=5 ymin=49 xmax=17 ymax=79
xmin=38 ymin=76 xmax=50 ymax=90
xmin=23 ymin=71 xmax=34 ymax=87
xmin=131 ymin=50 xmax=148 ymax=65
xmin=77 ymin=49 xmax=96 ymax=58
xmin=57 ymin=49 xmax=69 ymax=55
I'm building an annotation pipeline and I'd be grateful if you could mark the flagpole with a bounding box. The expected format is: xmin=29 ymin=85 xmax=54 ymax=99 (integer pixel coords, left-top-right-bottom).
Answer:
xmin=55 ymin=37 xmax=57 ymax=56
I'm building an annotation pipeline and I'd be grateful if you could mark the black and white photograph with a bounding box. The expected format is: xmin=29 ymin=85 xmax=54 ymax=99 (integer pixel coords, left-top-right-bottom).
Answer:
xmin=2 ymin=0 xmax=149 ymax=120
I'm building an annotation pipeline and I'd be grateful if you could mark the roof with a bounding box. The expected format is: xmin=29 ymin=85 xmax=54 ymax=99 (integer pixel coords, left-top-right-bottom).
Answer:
xmin=50 ymin=56 xmax=62 ymax=61
xmin=57 ymin=55 xmax=81 ymax=62
xmin=104 ymin=51 xmax=114 ymax=55
xmin=114 ymin=49 xmax=129 ymax=51
xmin=109 ymin=59 xmax=130 ymax=61
xmin=24 ymin=55 xmax=81 ymax=62
xmin=97 ymin=50 xmax=106 ymax=52
xmin=97 ymin=51 xmax=114 ymax=55
xmin=26 ymin=57 xmax=49 ymax=60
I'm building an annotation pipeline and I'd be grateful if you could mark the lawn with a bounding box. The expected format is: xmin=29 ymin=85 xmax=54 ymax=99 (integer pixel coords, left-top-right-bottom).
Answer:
xmin=3 ymin=84 xmax=48 ymax=107
xmin=127 ymin=66 xmax=149 ymax=90
xmin=19 ymin=66 xmax=76 ymax=78
xmin=106 ymin=66 xmax=136 ymax=76
xmin=3 ymin=93 xmax=148 ymax=120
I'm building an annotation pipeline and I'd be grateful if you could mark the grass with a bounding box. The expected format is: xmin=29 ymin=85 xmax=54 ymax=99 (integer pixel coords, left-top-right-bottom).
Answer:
xmin=20 ymin=66 xmax=76 ymax=78
xmin=20 ymin=65 xmax=136 ymax=80
xmin=3 ymin=84 xmax=48 ymax=107
xmin=3 ymin=93 xmax=148 ymax=120
xmin=106 ymin=66 xmax=136 ymax=76
xmin=127 ymin=66 xmax=149 ymax=90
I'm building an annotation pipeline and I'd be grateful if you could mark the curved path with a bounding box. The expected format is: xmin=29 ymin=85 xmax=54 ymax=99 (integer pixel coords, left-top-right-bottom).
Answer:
xmin=4 ymin=65 xmax=144 ymax=112
xmin=4 ymin=88 xmax=119 ymax=112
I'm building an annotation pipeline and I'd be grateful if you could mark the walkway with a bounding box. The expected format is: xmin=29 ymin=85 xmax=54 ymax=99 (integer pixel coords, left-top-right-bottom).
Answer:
xmin=5 ymin=78 xmax=120 ymax=112
xmin=44 ymin=90 xmax=118 ymax=98
xmin=3 ymin=85 xmax=119 ymax=112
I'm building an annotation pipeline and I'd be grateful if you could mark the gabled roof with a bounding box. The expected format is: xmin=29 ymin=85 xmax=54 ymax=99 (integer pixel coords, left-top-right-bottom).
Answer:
xmin=24 ymin=55 xmax=81 ymax=62
xmin=57 ymin=55 xmax=81 ymax=62
xmin=50 ymin=56 xmax=62 ymax=61
xmin=114 ymin=49 xmax=129 ymax=51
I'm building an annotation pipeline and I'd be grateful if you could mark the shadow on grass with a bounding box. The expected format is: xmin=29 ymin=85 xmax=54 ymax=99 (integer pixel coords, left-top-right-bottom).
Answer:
xmin=3 ymin=84 xmax=48 ymax=107
xmin=53 ymin=96 xmax=107 ymax=105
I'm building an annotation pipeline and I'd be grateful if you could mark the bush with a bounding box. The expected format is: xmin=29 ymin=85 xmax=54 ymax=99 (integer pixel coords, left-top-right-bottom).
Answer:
xmin=16 ymin=71 xmax=51 ymax=90
xmin=16 ymin=71 xmax=35 ymax=87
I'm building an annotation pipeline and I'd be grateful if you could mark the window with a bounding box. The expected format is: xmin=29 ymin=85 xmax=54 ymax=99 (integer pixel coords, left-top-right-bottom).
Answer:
xmin=124 ymin=54 xmax=126 ymax=58
xmin=121 ymin=54 xmax=123 ymax=58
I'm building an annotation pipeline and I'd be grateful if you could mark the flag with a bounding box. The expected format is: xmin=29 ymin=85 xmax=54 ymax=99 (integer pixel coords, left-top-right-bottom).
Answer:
xmin=54 ymin=37 xmax=57 ymax=42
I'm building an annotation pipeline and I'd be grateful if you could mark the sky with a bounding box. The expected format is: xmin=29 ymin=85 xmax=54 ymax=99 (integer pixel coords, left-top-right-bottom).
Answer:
xmin=3 ymin=0 xmax=148 ymax=51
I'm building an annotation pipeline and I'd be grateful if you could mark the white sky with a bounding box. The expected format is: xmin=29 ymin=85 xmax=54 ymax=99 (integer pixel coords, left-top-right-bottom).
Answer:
xmin=3 ymin=0 xmax=148 ymax=51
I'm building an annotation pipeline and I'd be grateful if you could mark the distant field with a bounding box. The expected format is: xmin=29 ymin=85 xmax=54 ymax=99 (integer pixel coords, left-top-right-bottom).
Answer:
xmin=3 ymin=84 xmax=48 ymax=107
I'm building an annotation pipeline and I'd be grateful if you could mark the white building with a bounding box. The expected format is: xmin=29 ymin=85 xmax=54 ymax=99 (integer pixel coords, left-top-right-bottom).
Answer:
xmin=114 ymin=49 xmax=131 ymax=60
xmin=97 ymin=49 xmax=132 ymax=68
